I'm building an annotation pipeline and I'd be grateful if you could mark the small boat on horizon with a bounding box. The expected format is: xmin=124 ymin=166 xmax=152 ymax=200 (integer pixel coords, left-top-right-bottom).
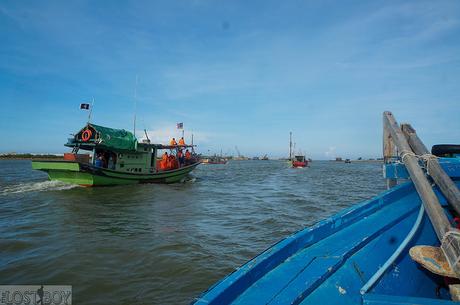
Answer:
xmin=292 ymin=154 xmax=308 ymax=168
xmin=32 ymin=123 xmax=200 ymax=186
xmin=289 ymin=132 xmax=309 ymax=168
xmin=201 ymin=156 xmax=228 ymax=164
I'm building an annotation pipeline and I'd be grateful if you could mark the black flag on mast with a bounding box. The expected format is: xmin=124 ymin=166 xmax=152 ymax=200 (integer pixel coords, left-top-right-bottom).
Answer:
xmin=80 ymin=103 xmax=90 ymax=110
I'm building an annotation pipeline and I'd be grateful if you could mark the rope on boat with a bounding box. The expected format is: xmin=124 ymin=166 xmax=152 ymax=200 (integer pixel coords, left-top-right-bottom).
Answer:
xmin=419 ymin=153 xmax=439 ymax=176
xmin=399 ymin=151 xmax=439 ymax=176
xmin=400 ymin=149 xmax=417 ymax=163
xmin=360 ymin=204 xmax=425 ymax=295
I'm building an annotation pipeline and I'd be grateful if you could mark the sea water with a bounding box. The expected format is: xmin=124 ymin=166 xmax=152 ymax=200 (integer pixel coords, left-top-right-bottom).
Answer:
xmin=0 ymin=159 xmax=386 ymax=304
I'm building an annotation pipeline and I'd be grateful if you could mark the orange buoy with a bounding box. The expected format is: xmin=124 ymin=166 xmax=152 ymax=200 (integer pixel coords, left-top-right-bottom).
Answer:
xmin=82 ymin=129 xmax=92 ymax=141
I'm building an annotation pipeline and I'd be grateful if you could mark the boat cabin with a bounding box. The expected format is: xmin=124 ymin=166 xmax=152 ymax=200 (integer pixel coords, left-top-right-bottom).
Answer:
xmin=294 ymin=155 xmax=305 ymax=163
xmin=65 ymin=123 xmax=194 ymax=173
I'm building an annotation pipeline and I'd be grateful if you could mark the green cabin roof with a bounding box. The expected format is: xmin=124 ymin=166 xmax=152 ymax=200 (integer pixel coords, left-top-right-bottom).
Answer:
xmin=90 ymin=124 xmax=137 ymax=151
xmin=68 ymin=123 xmax=138 ymax=152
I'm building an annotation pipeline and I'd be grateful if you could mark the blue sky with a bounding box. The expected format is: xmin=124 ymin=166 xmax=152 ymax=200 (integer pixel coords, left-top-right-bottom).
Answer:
xmin=1 ymin=0 xmax=459 ymax=159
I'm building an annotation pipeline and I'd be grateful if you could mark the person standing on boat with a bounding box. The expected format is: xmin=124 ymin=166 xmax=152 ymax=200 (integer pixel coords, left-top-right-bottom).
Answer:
xmin=108 ymin=153 xmax=116 ymax=170
xmin=185 ymin=149 xmax=191 ymax=165
xmin=160 ymin=152 xmax=168 ymax=170
xmin=95 ymin=154 xmax=104 ymax=167
xmin=170 ymin=138 xmax=177 ymax=146
xmin=177 ymin=149 xmax=184 ymax=167
xmin=178 ymin=137 xmax=185 ymax=146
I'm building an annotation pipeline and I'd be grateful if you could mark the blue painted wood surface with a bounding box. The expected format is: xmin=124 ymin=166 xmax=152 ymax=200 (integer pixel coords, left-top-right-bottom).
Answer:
xmin=384 ymin=157 xmax=460 ymax=179
xmin=193 ymin=162 xmax=460 ymax=304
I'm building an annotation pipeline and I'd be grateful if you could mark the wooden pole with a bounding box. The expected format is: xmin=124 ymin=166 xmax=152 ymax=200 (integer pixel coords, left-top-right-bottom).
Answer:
xmin=383 ymin=121 xmax=397 ymax=189
xmin=383 ymin=112 xmax=451 ymax=239
xmin=401 ymin=123 xmax=460 ymax=216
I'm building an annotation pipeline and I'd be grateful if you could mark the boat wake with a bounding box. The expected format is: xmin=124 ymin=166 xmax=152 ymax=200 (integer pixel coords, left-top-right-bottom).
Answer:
xmin=1 ymin=180 xmax=79 ymax=195
xmin=181 ymin=176 xmax=197 ymax=183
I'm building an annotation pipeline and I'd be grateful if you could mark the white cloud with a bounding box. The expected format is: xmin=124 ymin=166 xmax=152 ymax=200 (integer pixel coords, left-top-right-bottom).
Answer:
xmin=324 ymin=146 xmax=337 ymax=159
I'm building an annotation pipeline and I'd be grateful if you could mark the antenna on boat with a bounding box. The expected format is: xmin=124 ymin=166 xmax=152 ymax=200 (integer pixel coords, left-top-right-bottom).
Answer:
xmin=133 ymin=75 xmax=139 ymax=138
xmin=191 ymin=133 xmax=194 ymax=153
xmin=86 ymin=97 xmax=95 ymax=125
xmin=144 ymin=129 xmax=150 ymax=143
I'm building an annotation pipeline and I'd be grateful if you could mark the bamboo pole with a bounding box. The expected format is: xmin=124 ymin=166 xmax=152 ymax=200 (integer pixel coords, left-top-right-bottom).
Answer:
xmin=383 ymin=122 xmax=397 ymax=189
xmin=401 ymin=123 xmax=460 ymax=215
xmin=383 ymin=111 xmax=451 ymax=239
xmin=384 ymin=111 xmax=460 ymax=277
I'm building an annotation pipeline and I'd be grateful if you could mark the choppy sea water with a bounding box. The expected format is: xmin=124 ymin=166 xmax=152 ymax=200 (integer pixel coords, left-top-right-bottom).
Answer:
xmin=0 ymin=160 xmax=386 ymax=304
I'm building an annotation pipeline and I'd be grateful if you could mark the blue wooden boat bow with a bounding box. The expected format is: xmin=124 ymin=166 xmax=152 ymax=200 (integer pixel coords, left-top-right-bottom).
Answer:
xmin=192 ymin=113 xmax=460 ymax=304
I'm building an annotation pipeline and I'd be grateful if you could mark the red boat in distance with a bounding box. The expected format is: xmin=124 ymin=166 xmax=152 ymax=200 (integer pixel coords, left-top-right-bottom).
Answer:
xmin=292 ymin=155 xmax=308 ymax=168
xmin=289 ymin=132 xmax=309 ymax=168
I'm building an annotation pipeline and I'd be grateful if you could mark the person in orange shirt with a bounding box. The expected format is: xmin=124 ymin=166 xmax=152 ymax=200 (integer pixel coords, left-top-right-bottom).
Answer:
xmin=173 ymin=155 xmax=179 ymax=169
xmin=185 ymin=149 xmax=191 ymax=165
xmin=166 ymin=154 xmax=173 ymax=170
xmin=160 ymin=152 xmax=168 ymax=170
xmin=178 ymin=137 xmax=185 ymax=146
xmin=170 ymin=138 xmax=177 ymax=146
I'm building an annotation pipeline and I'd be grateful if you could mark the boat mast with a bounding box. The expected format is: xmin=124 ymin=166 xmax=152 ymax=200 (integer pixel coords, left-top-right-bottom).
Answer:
xmin=87 ymin=97 xmax=95 ymax=125
xmin=144 ymin=129 xmax=150 ymax=143
xmin=133 ymin=75 xmax=138 ymax=138
xmin=289 ymin=132 xmax=292 ymax=161
xmin=191 ymin=133 xmax=194 ymax=153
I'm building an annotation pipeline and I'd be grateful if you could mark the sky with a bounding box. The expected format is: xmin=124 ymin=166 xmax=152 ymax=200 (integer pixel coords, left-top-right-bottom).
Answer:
xmin=1 ymin=0 xmax=459 ymax=159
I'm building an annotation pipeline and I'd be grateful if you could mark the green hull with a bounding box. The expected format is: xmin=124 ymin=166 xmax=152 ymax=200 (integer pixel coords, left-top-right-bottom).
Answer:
xmin=32 ymin=160 xmax=200 ymax=186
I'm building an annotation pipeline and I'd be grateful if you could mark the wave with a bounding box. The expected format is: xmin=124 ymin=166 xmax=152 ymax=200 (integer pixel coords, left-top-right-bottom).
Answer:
xmin=1 ymin=180 xmax=79 ymax=195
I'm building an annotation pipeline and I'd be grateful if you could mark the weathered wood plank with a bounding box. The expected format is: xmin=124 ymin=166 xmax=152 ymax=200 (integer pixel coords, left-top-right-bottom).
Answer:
xmin=383 ymin=123 xmax=397 ymax=189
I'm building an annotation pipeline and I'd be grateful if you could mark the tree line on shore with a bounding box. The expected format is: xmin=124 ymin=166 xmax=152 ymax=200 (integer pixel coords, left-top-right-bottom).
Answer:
xmin=0 ymin=153 xmax=63 ymax=159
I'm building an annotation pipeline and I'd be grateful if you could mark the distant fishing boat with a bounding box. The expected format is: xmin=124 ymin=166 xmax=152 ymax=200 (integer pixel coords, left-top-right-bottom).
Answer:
xmin=289 ymin=132 xmax=309 ymax=168
xmin=201 ymin=149 xmax=228 ymax=164
xmin=192 ymin=112 xmax=460 ymax=304
xmin=32 ymin=123 xmax=200 ymax=186
xmin=292 ymin=155 xmax=308 ymax=168
xmin=201 ymin=156 xmax=228 ymax=165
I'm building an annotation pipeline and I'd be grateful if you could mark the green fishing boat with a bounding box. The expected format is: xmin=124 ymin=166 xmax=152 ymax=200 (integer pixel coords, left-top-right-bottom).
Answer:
xmin=32 ymin=124 xmax=200 ymax=186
